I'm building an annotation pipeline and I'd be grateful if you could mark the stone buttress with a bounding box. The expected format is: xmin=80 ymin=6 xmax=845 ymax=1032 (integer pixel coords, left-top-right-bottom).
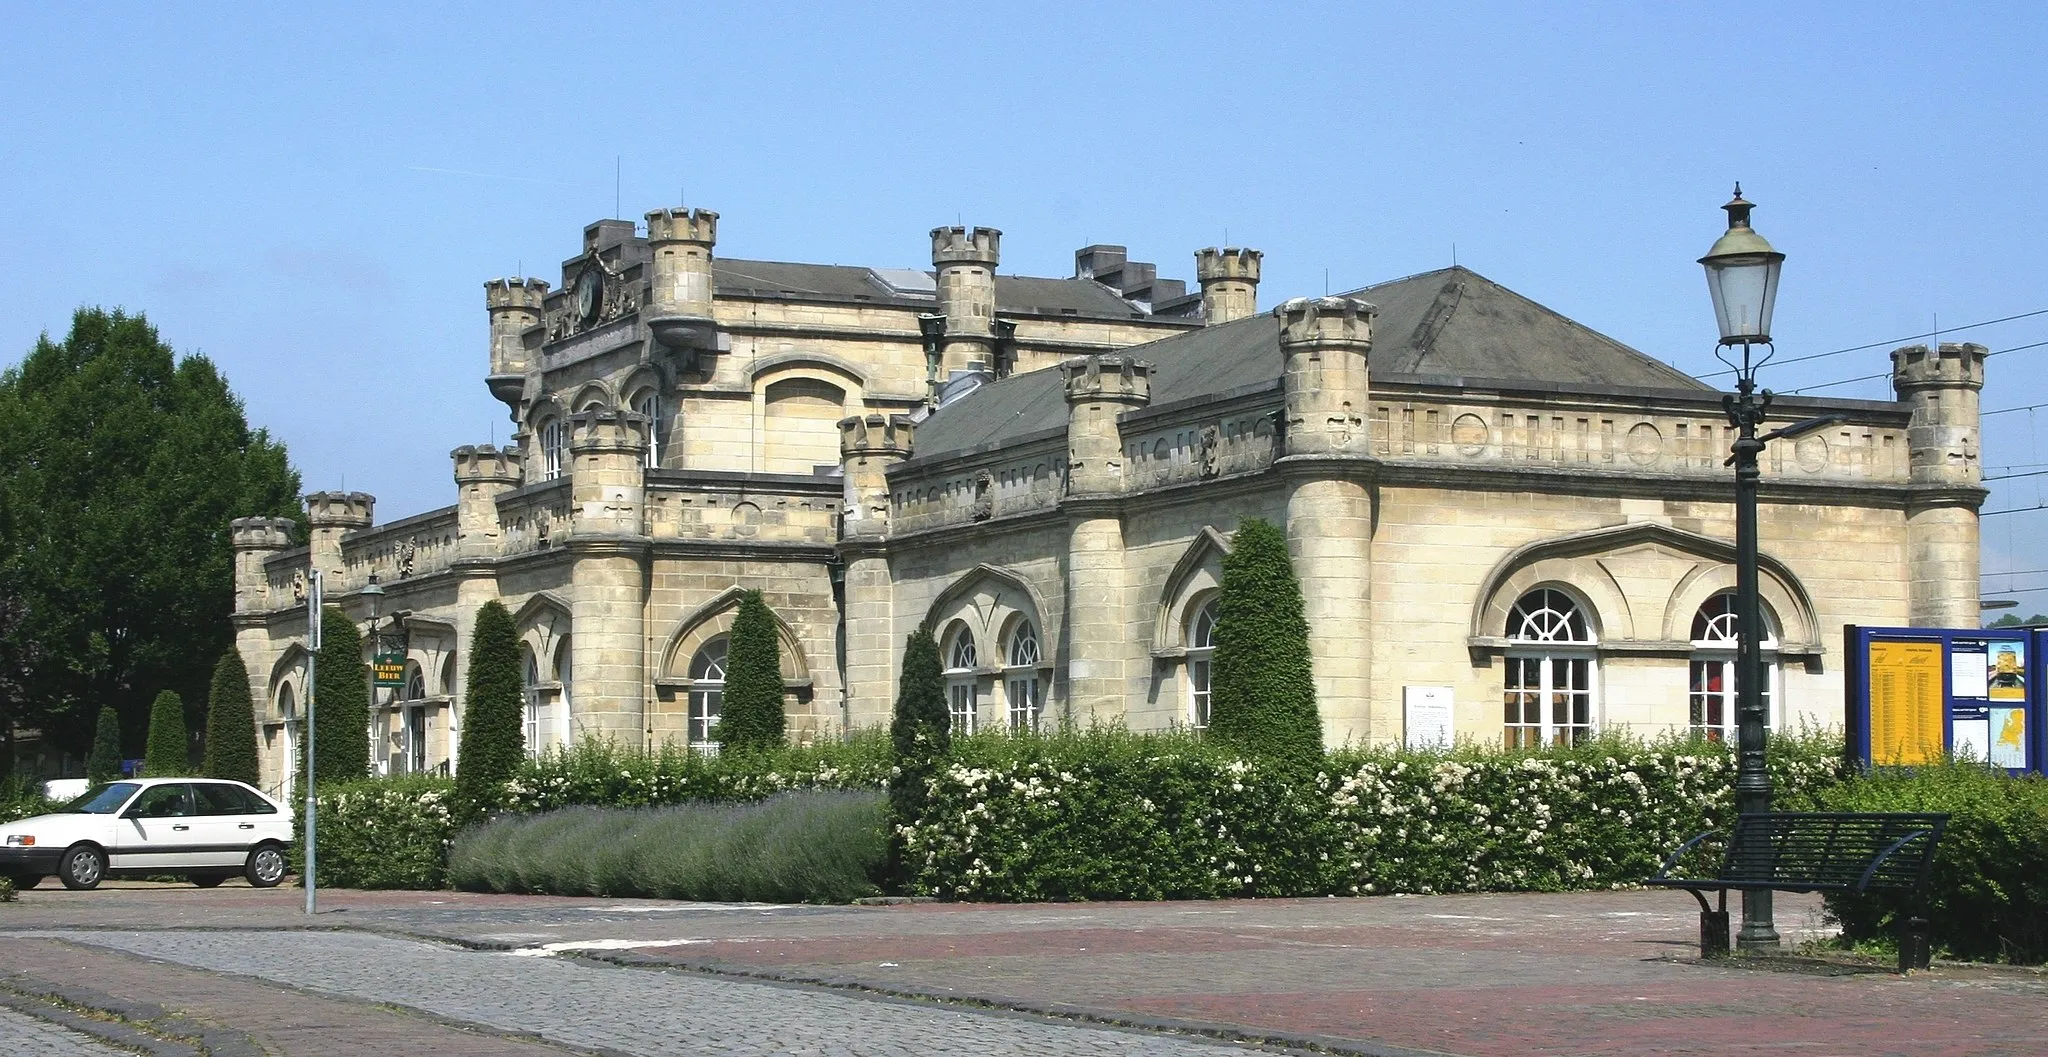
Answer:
xmin=448 ymin=443 xmax=524 ymax=768
xmin=1892 ymin=342 xmax=1987 ymax=628
xmin=1061 ymin=354 xmax=1151 ymax=722
xmin=1276 ymin=296 xmax=1377 ymax=745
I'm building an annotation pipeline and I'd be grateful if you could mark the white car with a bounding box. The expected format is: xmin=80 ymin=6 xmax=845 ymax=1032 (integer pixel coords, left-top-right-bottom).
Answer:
xmin=0 ymin=777 xmax=294 ymax=891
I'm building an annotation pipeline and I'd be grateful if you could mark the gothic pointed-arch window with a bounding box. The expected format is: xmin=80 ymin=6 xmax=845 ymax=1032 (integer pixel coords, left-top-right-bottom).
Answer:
xmin=521 ymin=646 xmax=544 ymax=754
xmin=276 ymin=683 xmax=298 ymax=802
xmin=1003 ymin=620 xmax=1043 ymax=732
xmin=689 ymin=636 xmax=728 ymax=753
xmin=1503 ymin=588 xmax=1597 ymax=748
xmin=401 ymin=665 xmax=429 ymax=775
xmin=1689 ymin=591 xmax=1778 ymax=742
xmin=539 ymin=418 xmax=567 ymax=481
xmin=631 ymin=389 xmax=660 ymax=469
xmin=943 ymin=623 xmax=979 ymax=734
xmin=1187 ymin=599 xmax=1218 ymax=730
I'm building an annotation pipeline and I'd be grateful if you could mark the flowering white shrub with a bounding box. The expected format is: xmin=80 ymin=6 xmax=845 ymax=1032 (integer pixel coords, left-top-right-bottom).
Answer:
xmin=299 ymin=775 xmax=457 ymax=889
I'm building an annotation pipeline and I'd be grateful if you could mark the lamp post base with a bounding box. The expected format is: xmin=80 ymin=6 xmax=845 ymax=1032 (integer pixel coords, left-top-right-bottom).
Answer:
xmin=1737 ymin=889 xmax=1780 ymax=949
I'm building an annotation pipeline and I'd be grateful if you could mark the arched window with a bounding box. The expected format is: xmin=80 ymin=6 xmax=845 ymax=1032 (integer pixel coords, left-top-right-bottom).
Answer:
xmin=1187 ymin=599 xmax=1218 ymax=730
xmin=943 ymin=623 xmax=979 ymax=735
xmin=554 ymin=636 xmax=572 ymax=745
xmin=401 ymin=665 xmax=428 ymax=775
xmin=521 ymin=645 xmax=543 ymax=754
xmin=539 ymin=418 xmax=566 ymax=481
xmin=276 ymin=683 xmax=298 ymax=802
xmin=689 ymin=637 xmax=728 ymax=752
xmin=1003 ymin=620 xmax=1043 ymax=732
xmin=631 ymin=389 xmax=661 ymax=468
xmin=403 ymin=666 xmax=426 ymax=702
xmin=1689 ymin=592 xmax=1777 ymax=742
xmin=1503 ymin=588 xmax=1596 ymax=748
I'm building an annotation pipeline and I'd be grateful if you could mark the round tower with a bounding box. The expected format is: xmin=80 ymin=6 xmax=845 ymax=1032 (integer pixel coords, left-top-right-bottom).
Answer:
xmin=230 ymin=516 xmax=297 ymax=613
xmin=838 ymin=413 xmax=915 ymax=538
xmin=644 ymin=207 xmax=719 ymax=350
xmin=1061 ymin=354 xmax=1152 ymax=496
xmin=931 ymin=225 xmax=1002 ymax=379
xmin=1060 ymin=353 xmax=1150 ymax=724
xmin=305 ymin=491 xmax=374 ymax=584
xmin=1195 ymin=246 xmax=1263 ymax=325
xmin=451 ymin=444 xmax=523 ymax=558
xmin=1277 ymin=296 xmax=1376 ymax=457
xmin=485 ymin=278 xmax=549 ymax=410
xmin=1891 ymin=341 xmax=1987 ymax=627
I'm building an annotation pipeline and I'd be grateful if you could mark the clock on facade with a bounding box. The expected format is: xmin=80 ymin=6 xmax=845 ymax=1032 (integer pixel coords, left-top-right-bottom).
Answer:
xmin=574 ymin=265 xmax=604 ymax=325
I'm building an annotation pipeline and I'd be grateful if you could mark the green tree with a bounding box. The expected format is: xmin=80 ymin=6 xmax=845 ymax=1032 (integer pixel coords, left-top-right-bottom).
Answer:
xmin=715 ymin=591 xmax=785 ymax=753
xmin=202 ymin=649 xmax=259 ymax=786
xmin=310 ymin=606 xmax=368 ymax=785
xmin=143 ymin=690 xmax=187 ymax=776
xmin=887 ymin=622 xmax=950 ymax=886
xmin=86 ymin=706 xmax=123 ymax=784
xmin=1207 ymin=518 xmax=1322 ymax=768
xmin=0 ymin=308 xmax=301 ymax=758
xmin=455 ymin=600 xmax=523 ymax=817
xmin=1988 ymin=613 xmax=2048 ymax=628
xmin=0 ymin=578 xmax=33 ymax=783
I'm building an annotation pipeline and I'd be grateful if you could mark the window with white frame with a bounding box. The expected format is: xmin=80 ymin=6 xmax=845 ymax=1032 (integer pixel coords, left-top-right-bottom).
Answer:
xmin=277 ymin=683 xmax=298 ymax=802
xmin=402 ymin=665 xmax=428 ymax=775
xmin=1004 ymin=620 xmax=1043 ymax=732
xmin=1688 ymin=591 xmax=1777 ymax=742
xmin=521 ymin=646 xmax=543 ymax=754
xmin=1503 ymin=588 xmax=1596 ymax=748
xmin=631 ymin=389 xmax=660 ymax=468
xmin=539 ymin=418 xmax=566 ymax=481
xmin=688 ymin=637 xmax=728 ymax=753
xmin=1187 ymin=599 xmax=1218 ymax=730
xmin=944 ymin=624 xmax=979 ymax=734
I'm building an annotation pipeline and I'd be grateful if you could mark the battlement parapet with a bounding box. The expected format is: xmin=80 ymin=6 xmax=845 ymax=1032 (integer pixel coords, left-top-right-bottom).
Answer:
xmin=839 ymin=413 xmax=916 ymax=459
xmin=1277 ymin=296 xmax=1376 ymax=351
xmin=1062 ymin=354 xmax=1153 ymax=406
xmin=485 ymin=277 xmax=550 ymax=311
xmin=567 ymin=408 xmax=650 ymax=455
xmin=306 ymin=491 xmax=375 ymax=529
xmin=230 ymin=516 xmax=296 ymax=551
xmin=931 ymin=225 xmax=1002 ymax=267
xmin=1195 ymin=246 xmax=1263 ymax=282
xmin=1891 ymin=342 xmax=1987 ymax=393
xmin=452 ymin=444 xmax=523 ymax=485
xmin=645 ymin=207 xmax=719 ymax=244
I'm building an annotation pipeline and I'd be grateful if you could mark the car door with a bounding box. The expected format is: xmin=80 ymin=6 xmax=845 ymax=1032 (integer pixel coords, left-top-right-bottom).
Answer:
xmin=112 ymin=783 xmax=202 ymax=871
xmin=188 ymin=783 xmax=259 ymax=867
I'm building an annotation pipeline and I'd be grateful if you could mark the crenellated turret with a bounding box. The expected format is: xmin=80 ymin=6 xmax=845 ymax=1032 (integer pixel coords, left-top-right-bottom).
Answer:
xmin=1892 ymin=342 xmax=1988 ymax=627
xmin=452 ymin=444 xmax=523 ymax=557
xmin=485 ymin=277 xmax=548 ymax=410
xmin=305 ymin=491 xmax=374 ymax=584
xmin=838 ymin=413 xmax=915 ymax=538
xmin=1062 ymin=354 xmax=1152 ymax=497
xmin=1195 ymin=247 xmax=1262 ymax=325
xmin=566 ymin=409 xmax=648 ymax=538
xmin=1277 ymin=296 xmax=1376 ymax=457
xmin=644 ymin=206 xmax=719 ymax=350
xmin=230 ymin=516 xmax=296 ymax=613
xmin=931 ymin=225 xmax=1001 ymax=380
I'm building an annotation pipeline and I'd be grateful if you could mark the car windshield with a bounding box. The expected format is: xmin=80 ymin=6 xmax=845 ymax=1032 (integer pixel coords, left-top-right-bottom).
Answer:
xmin=61 ymin=782 xmax=141 ymax=814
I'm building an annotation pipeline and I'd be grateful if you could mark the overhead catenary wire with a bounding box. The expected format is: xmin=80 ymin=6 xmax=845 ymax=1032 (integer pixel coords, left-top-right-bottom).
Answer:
xmin=1699 ymin=307 xmax=2048 ymax=379
xmin=1780 ymin=339 xmax=2048 ymax=395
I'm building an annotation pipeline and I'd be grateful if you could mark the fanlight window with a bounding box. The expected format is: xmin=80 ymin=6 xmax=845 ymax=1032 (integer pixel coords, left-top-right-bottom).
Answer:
xmin=1004 ymin=621 xmax=1043 ymax=732
xmin=689 ymin=637 xmax=729 ymax=752
xmin=944 ymin=625 xmax=978 ymax=735
xmin=1506 ymin=588 xmax=1594 ymax=644
xmin=1689 ymin=592 xmax=1776 ymax=741
xmin=1503 ymin=589 xmax=1595 ymax=748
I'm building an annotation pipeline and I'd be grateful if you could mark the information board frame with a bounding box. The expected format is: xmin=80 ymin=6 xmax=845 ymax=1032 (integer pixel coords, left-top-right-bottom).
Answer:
xmin=1844 ymin=625 xmax=2044 ymax=775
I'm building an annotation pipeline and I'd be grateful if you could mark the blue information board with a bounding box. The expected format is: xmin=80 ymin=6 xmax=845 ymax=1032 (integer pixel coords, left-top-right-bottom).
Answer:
xmin=1845 ymin=625 xmax=2045 ymax=774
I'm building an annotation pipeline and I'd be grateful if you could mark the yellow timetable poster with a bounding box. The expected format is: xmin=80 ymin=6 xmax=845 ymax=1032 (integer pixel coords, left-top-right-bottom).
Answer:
xmin=1870 ymin=640 xmax=1944 ymax=765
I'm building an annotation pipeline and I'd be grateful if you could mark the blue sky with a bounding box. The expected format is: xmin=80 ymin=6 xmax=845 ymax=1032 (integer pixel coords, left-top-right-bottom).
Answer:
xmin=4 ymin=3 xmax=2045 ymax=610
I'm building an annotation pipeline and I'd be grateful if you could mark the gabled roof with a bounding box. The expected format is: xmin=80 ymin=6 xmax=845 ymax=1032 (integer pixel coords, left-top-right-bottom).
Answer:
xmin=910 ymin=265 xmax=1711 ymax=463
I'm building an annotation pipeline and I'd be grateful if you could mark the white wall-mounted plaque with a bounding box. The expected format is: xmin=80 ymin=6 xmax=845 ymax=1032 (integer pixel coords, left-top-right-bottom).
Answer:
xmin=1404 ymin=685 xmax=1455 ymax=750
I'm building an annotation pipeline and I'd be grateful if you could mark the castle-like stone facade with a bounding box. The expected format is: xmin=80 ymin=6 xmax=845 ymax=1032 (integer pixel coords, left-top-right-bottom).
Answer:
xmin=230 ymin=208 xmax=1984 ymax=799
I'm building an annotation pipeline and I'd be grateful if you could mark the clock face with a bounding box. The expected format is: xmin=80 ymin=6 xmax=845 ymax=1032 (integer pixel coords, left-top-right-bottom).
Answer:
xmin=574 ymin=266 xmax=603 ymax=324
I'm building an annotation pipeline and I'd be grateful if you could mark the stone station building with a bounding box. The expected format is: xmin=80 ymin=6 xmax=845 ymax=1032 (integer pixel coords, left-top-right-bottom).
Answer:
xmin=228 ymin=207 xmax=1983 ymax=799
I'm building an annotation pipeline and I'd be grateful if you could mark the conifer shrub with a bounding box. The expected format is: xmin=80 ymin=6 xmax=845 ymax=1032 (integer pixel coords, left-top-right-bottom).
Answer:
xmin=714 ymin=591 xmax=785 ymax=753
xmin=455 ymin=600 xmax=524 ymax=818
xmin=86 ymin=706 xmax=123 ymax=784
xmin=1207 ymin=518 xmax=1321 ymax=768
xmin=143 ymin=690 xmax=187 ymax=777
xmin=202 ymin=650 xmax=259 ymax=786
xmin=311 ymin=606 xmax=369 ymax=785
xmin=888 ymin=623 xmax=949 ymax=885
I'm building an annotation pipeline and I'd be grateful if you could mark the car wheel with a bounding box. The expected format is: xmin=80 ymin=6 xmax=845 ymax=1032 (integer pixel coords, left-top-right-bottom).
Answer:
xmin=245 ymin=843 xmax=287 ymax=888
xmin=191 ymin=872 xmax=228 ymax=888
xmin=59 ymin=845 xmax=106 ymax=891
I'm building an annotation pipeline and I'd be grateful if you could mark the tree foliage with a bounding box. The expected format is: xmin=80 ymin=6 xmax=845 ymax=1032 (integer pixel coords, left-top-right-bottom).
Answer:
xmin=0 ymin=578 xmax=33 ymax=782
xmin=1987 ymin=613 xmax=2048 ymax=628
xmin=143 ymin=690 xmax=187 ymax=777
xmin=86 ymin=706 xmax=123 ymax=784
xmin=311 ymin=606 xmax=368 ymax=785
xmin=203 ymin=649 xmax=259 ymax=786
xmin=455 ymin=600 xmax=523 ymax=817
xmin=887 ymin=622 xmax=950 ymax=886
xmin=0 ymin=308 xmax=301 ymax=757
xmin=715 ymin=591 xmax=785 ymax=753
xmin=1207 ymin=518 xmax=1322 ymax=768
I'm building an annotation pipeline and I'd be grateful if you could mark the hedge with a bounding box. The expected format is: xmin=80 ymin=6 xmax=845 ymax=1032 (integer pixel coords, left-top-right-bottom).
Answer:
xmin=295 ymin=774 xmax=456 ymax=890
xmin=1816 ymin=764 xmax=2048 ymax=964
xmin=496 ymin=731 xmax=893 ymax=814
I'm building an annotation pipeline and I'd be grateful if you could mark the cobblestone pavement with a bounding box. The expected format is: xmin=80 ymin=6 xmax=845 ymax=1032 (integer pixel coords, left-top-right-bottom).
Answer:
xmin=54 ymin=929 xmax=1298 ymax=1057
xmin=0 ymin=1005 xmax=137 ymax=1057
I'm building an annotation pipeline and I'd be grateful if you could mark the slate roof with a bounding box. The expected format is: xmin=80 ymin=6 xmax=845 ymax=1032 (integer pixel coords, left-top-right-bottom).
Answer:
xmin=911 ymin=266 xmax=1712 ymax=462
xmin=710 ymin=259 xmax=1148 ymax=318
